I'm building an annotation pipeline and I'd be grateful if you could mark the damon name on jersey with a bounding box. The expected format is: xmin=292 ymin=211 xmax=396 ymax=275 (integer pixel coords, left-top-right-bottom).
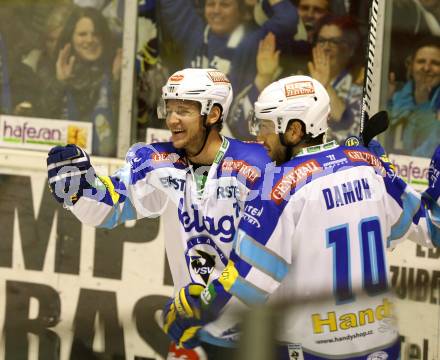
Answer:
xmin=200 ymin=141 xmax=439 ymax=358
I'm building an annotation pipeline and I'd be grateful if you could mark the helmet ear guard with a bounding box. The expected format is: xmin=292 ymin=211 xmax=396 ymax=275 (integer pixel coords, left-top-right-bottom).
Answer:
xmin=249 ymin=75 xmax=330 ymax=138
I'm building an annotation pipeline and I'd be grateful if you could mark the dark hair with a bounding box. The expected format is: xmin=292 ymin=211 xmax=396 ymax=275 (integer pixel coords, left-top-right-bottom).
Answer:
xmin=54 ymin=6 xmax=114 ymax=66
xmin=288 ymin=119 xmax=325 ymax=145
xmin=313 ymin=15 xmax=363 ymax=67
xmin=204 ymin=0 xmax=247 ymax=15
xmin=412 ymin=35 xmax=440 ymax=56
xmin=291 ymin=0 xmax=330 ymax=10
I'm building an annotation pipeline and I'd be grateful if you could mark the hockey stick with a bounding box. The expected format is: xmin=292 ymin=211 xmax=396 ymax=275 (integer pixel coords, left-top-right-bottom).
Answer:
xmin=345 ymin=109 xmax=389 ymax=147
xmin=359 ymin=0 xmax=380 ymax=139
xmin=361 ymin=110 xmax=389 ymax=146
xmin=345 ymin=0 xmax=388 ymax=147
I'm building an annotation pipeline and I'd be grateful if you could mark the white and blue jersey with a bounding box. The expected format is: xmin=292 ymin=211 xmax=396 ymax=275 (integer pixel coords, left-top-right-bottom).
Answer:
xmin=201 ymin=141 xmax=440 ymax=358
xmin=69 ymin=136 xmax=271 ymax=293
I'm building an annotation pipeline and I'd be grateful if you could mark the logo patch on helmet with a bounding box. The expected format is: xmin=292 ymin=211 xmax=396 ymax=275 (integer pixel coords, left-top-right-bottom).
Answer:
xmin=208 ymin=70 xmax=230 ymax=84
xmin=285 ymin=81 xmax=315 ymax=98
xmin=170 ymin=73 xmax=184 ymax=82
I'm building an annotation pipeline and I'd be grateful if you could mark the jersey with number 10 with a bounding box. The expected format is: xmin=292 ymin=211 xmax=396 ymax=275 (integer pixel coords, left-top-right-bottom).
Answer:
xmin=204 ymin=141 xmax=440 ymax=358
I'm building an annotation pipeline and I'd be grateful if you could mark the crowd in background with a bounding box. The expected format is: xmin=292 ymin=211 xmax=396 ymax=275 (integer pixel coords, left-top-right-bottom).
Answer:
xmin=0 ymin=0 xmax=439 ymax=158
xmin=0 ymin=0 xmax=123 ymax=156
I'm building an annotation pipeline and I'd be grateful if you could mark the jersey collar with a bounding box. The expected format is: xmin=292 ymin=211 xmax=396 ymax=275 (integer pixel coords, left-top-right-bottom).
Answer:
xmin=295 ymin=140 xmax=339 ymax=157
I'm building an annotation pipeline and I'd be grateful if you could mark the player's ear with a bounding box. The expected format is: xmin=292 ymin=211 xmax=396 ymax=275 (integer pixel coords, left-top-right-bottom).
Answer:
xmin=284 ymin=120 xmax=303 ymax=145
xmin=207 ymin=105 xmax=222 ymax=126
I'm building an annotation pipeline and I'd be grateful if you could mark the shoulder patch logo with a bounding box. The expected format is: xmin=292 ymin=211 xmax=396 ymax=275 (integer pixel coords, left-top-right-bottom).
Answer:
xmin=221 ymin=160 xmax=260 ymax=183
xmin=344 ymin=150 xmax=382 ymax=168
xmin=271 ymin=159 xmax=321 ymax=204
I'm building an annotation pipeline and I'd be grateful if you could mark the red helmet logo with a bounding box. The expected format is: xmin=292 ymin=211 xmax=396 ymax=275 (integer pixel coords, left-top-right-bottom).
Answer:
xmin=170 ymin=73 xmax=184 ymax=82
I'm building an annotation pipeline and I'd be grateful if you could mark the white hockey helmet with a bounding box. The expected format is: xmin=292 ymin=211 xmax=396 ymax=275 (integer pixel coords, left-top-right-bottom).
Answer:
xmin=249 ymin=75 xmax=330 ymax=138
xmin=159 ymin=68 xmax=233 ymax=123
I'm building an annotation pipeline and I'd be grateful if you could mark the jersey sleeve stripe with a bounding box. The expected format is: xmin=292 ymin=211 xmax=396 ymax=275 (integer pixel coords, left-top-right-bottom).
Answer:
xmin=387 ymin=189 xmax=421 ymax=244
xmin=216 ymin=260 xmax=268 ymax=305
xmin=427 ymin=216 xmax=440 ymax=246
xmin=228 ymin=276 xmax=268 ymax=305
xmin=235 ymin=232 xmax=289 ymax=282
xmin=120 ymin=198 xmax=136 ymax=222
xmin=425 ymin=194 xmax=440 ymax=227
xmin=99 ymin=204 xmax=122 ymax=229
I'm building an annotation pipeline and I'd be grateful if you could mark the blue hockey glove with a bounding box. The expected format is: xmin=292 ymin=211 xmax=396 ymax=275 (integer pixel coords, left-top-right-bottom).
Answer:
xmin=47 ymin=144 xmax=95 ymax=205
xmin=366 ymin=139 xmax=397 ymax=172
xmin=162 ymin=284 xmax=205 ymax=349
xmin=366 ymin=139 xmax=386 ymax=158
xmin=423 ymin=145 xmax=440 ymax=205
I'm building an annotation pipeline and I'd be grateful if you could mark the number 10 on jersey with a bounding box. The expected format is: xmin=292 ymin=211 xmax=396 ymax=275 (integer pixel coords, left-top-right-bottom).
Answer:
xmin=326 ymin=217 xmax=388 ymax=303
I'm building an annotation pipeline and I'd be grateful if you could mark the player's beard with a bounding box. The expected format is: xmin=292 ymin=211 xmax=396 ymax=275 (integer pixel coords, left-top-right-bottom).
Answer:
xmin=182 ymin=122 xmax=208 ymax=157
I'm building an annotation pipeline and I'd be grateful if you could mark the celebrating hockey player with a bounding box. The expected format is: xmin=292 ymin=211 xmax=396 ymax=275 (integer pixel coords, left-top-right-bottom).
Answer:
xmin=163 ymin=75 xmax=440 ymax=359
xmin=46 ymin=68 xmax=271 ymax=359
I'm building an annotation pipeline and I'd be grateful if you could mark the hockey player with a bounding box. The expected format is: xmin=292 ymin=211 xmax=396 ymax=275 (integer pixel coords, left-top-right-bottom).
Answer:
xmin=46 ymin=68 xmax=271 ymax=358
xmin=163 ymin=75 xmax=440 ymax=359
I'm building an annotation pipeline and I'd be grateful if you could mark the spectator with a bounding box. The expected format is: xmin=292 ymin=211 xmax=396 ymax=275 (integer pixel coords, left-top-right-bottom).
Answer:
xmin=136 ymin=0 xmax=170 ymax=137
xmin=248 ymin=15 xmax=365 ymax=142
xmin=227 ymin=0 xmax=329 ymax=140
xmin=74 ymin=0 xmax=124 ymax=35
xmin=308 ymin=15 xmax=364 ymax=142
xmin=254 ymin=0 xmax=331 ymax=74
xmin=293 ymin=0 xmax=330 ymax=42
xmin=40 ymin=6 xmax=122 ymax=157
xmin=391 ymin=0 xmax=440 ymax=83
xmin=0 ymin=6 xmax=40 ymax=116
xmin=387 ymin=37 xmax=440 ymax=158
xmin=34 ymin=4 xmax=76 ymax=93
xmin=159 ymin=0 xmax=298 ymax=139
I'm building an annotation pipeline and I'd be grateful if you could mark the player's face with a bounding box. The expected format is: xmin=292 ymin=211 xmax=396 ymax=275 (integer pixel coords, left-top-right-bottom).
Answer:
xmin=411 ymin=46 xmax=440 ymax=91
xmin=298 ymin=0 xmax=329 ymax=31
xmin=205 ymin=0 xmax=242 ymax=35
xmin=72 ymin=17 xmax=103 ymax=62
xmin=256 ymin=120 xmax=286 ymax=165
xmin=165 ymin=99 xmax=205 ymax=152
xmin=316 ymin=25 xmax=351 ymax=69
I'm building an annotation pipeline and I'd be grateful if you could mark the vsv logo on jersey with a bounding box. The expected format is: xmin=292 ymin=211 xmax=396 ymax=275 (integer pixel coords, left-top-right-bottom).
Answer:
xmin=178 ymin=199 xmax=236 ymax=242
xmin=185 ymin=236 xmax=228 ymax=284
xmin=190 ymin=250 xmax=216 ymax=283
